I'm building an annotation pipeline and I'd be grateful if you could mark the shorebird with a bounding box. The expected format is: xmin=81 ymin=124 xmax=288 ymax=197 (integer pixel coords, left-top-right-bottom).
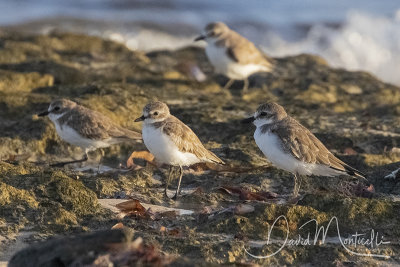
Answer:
xmin=242 ymin=102 xmax=366 ymax=196
xmin=38 ymin=99 xmax=142 ymax=167
xmin=135 ymin=101 xmax=224 ymax=199
xmin=195 ymin=21 xmax=273 ymax=93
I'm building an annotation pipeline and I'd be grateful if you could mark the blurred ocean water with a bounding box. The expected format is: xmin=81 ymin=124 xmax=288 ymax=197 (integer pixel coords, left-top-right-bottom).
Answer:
xmin=0 ymin=0 xmax=399 ymax=85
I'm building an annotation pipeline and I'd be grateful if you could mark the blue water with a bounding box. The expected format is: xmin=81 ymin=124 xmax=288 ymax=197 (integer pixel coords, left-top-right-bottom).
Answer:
xmin=0 ymin=0 xmax=398 ymax=26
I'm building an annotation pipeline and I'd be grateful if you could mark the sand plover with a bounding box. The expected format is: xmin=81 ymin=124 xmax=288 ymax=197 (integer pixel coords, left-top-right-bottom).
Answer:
xmin=38 ymin=99 xmax=142 ymax=167
xmin=242 ymin=102 xmax=366 ymax=196
xmin=135 ymin=101 xmax=224 ymax=199
xmin=195 ymin=22 xmax=273 ymax=93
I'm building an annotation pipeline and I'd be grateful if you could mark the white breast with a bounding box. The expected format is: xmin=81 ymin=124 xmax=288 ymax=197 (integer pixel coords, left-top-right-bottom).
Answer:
xmin=205 ymin=43 xmax=231 ymax=75
xmin=142 ymin=124 xmax=201 ymax=166
xmin=205 ymin=42 xmax=270 ymax=80
xmin=254 ymin=127 xmax=342 ymax=177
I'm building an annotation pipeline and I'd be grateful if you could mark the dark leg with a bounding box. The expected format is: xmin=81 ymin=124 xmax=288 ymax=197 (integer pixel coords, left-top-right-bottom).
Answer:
xmin=293 ymin=173 xmax=298 ymax=197
xmin=97 ymin=149 xmax=105 ymax=173
xmin=51 ymin=153 xmax=88 ymax=167
xmin=223 ymin=79 xmax=235 ymax=90
xmin=164 ymin=166 xmax=174 ymax=197
xmin=242 ymin=78 xmax=249 ymax=93
xmin=297 ymin=174 xmax=302 ymax=195
xmin=292 ymin=173 xmax=303 ymax=197
xmin=172 ymin=166 xmax=183 ymax=200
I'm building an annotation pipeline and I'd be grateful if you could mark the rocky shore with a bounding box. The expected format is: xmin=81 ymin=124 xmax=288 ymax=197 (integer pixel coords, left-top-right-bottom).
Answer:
xmin=0 ymin=31 xmax=399 ymax=266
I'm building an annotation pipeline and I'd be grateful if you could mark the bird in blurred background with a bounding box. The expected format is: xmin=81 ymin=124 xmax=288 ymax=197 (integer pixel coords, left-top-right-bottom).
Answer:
xmin=195 ymin=21 xmax=273 ymax=93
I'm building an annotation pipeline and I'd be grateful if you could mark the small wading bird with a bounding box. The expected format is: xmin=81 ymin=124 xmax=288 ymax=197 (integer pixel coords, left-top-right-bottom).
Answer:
xmin=242 ymin=102 xmax=367 ymax=196
xmin=135 ymin=101 xmax=224 ymax=199
xmin=38 ymin=99 xmax=142 ymax=167
xmin=195 ymin=21 xmax=273 ymax=93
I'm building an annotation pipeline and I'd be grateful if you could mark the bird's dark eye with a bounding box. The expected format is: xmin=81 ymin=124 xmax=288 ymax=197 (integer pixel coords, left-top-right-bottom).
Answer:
xmin=54 ymin=107 xmax=60 ymax=111
xmin=260 ymin=112 xmax=268 ymax=116
xmin=153 ymin=112 xmax=158 ymax=116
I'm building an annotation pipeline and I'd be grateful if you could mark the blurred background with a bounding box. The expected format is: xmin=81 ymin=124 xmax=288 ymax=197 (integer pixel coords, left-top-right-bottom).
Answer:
xmin=1 ymin=0 xmax=399 ymax=85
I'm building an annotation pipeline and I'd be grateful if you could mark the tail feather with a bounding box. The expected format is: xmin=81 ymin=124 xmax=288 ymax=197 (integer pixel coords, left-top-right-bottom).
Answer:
xmin=206 ymin=150 xmax=225 ymax=165
xmin=328 ymin=153 xmax=367 ymax=181
xmin=330 ymin=163 xmax=367 ymax=181
xmin=262 ymin=54 xmax=275 ymax=71
xmin=343 ymin=164 xmax=367 ymax=180
xmin=122 ymin=128 xmax=142 ymax=140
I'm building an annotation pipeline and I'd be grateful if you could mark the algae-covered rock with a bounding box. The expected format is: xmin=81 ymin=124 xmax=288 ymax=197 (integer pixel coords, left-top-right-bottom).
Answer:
xmin=0 ymin=162 xmax=102 ymax=235
xmin=0 ymin=182 xmax=38 ymax=208
xmin=0 ymin=31 xmax=399 ymax=265
xmin=0 ymin=70 xmax=53 ymax=92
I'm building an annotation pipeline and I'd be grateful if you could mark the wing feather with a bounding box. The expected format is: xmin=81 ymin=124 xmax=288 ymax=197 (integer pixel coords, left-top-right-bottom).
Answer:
xmin=270 ymin=118 xmax=366 ymax=179
xmin=222 ymin=32 xmax=273 ymax=68
xmin=65 ymin=106 xmax=141 ymax=140
xmin=272 ymin=118 xmax=347 ymax=171
xmin=161 ymin=116 xmax=224 ymax=164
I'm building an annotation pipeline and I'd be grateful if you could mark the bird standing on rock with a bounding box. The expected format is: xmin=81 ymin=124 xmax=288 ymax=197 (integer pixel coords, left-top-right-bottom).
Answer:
xmin=38 ymin=99 xmax=142 ymax=167
xmin=195 ymin=21 xmax=273 ymax=93
xmin=243 ymin=102 xmax=367 ymax=196
xmin=135 ymin=101 xmax=224 ymax=199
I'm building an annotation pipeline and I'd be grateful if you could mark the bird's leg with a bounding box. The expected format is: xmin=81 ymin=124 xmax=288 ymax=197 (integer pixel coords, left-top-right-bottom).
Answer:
xmin=293 ymin=173 xmax=299 ymax=197
xmin=164 ymin=166 xmax=174 ymax=198
xmin=97 ymin=149 xmax=105 ymax=173
xmin=172 ymin=166 xmax=183 ymax=200
xmin=296 ymin=174 xmax=302 ymax=196
xmin=50 ymin=151 xmax=89 ymax=167
xmin=242 ymin=78 xmax=249 ymax=93
xmin=223 ymin=79 xmax=235 ymax=90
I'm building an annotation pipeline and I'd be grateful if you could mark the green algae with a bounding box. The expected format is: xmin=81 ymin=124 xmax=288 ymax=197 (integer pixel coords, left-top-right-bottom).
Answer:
xmin=36 ymin=170 xmax=99 ymax=216
xmin=0 ymin=162 xmax=102 ymax=234
xmin=201 ymin=202 xmax=330 ymax=240
xmin=82 ymin=168 xmax=155 ymax=198
xmin=0 ymin=182 xmax=38 ymax=207
xmin=0 ymin=70 xmax=53 ymax=92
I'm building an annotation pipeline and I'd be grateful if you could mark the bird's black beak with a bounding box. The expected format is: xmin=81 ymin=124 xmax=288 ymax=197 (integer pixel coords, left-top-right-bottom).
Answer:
xmin=134 ymin=115 xmax=145 ymax=122
xmin=38 ymin=110 xmax=49 ymax=117
xmin=241 ymin=116 xmax=255 ymax=124
xmin=194 ymin=35 xmax=206 ymax=42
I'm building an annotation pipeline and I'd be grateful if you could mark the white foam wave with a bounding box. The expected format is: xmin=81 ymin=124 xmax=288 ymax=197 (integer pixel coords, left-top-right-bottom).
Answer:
xmin=103 ymin=29 xmax=197 ymax=51
xmin=262 ymin=10 xmax=400 ymax=85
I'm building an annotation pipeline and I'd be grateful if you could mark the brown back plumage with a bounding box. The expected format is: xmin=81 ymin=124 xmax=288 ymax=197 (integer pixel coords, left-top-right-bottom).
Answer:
xmin=221 ymin=33 xmax=273 ymax=68
xmin=57 ymin=102 xmax=142 ymax=141
xmin=261 ymin=116 xmax=365 ymax=178
xmin=207 ymin=22 xmax=273 ymax=69
xmin=153 ymin=115 xmax=224 ymax=165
